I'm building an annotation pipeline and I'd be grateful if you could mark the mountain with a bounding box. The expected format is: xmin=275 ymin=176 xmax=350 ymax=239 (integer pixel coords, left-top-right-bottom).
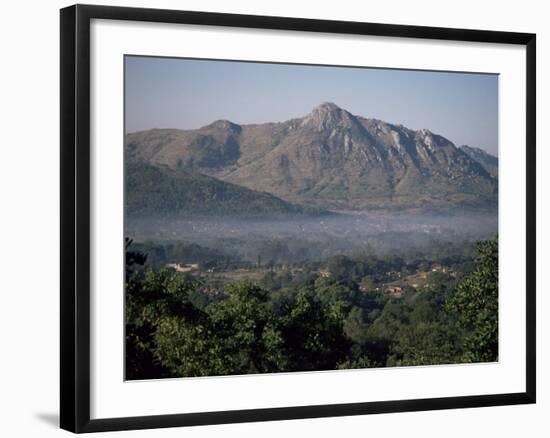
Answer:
xmin=126 ymin=102 xmax=498 ymax=210
xmin=125 ymin=161 xmax=319 ymax=217
xmin=126 ymin=120 xmax=242 ymax=170
xmin=460 ymin=145 xmax=498 ymax=178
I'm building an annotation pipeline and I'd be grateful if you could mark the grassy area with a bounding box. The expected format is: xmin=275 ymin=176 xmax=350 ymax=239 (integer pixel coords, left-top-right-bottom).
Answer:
xmin=403 ymin=271 xmax=431 ymax=288
xmin=200 ymin=267 xmax=270 ymax=283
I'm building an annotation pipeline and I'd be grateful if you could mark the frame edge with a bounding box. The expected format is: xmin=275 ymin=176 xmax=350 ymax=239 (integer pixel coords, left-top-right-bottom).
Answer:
xmin=61 ymin=4 xmax=94 ymax=433
xmin=60 ymin=4 xmax=78 ymax=433
xmin=525 ymin=33 xmax=536 ymax=403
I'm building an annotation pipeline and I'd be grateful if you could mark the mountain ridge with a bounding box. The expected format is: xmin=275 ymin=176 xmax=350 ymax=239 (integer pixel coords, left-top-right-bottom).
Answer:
xmin=460 ymin=145 xmax=498 ymax=177
xmin=126 ymin=102 xmax=498 ymax=211
xmin=125 ymin=161 xmax=325 ymax=218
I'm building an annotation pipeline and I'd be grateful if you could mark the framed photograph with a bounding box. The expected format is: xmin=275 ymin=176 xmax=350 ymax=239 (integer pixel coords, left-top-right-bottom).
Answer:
xmin=60 ymin=4 xmax=536 ymax=433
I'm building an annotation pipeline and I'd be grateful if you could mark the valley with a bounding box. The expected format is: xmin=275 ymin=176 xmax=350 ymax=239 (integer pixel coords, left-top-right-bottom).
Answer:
xmin=124 ymin=101 xmax=499 ymax=378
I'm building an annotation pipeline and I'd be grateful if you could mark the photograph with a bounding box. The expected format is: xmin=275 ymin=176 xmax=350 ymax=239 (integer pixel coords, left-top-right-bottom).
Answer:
xmin=124 ymin=56 xmax=499 ymax=380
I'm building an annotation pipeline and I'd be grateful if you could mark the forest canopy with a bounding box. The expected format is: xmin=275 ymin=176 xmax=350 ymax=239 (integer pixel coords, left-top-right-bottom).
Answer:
xmin=125 ymin=237 xmax=498 ymax=380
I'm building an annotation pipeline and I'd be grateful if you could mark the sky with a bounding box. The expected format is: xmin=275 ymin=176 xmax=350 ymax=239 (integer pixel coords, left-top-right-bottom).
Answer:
xmin=125 ymin=56 xmax=498 ymax=155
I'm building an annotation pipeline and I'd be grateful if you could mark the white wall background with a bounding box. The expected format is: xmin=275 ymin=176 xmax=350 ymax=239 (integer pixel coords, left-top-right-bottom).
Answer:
xmin=0 ymin=0 xmax=546 ymax=436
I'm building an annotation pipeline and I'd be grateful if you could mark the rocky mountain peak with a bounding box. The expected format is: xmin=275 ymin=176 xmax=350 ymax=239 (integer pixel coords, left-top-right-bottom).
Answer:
xmin=126 ymin=103 xmax=498 ymax=210
xmin=415 ymin=128 xmax=449 ymax=150
xmin=301 ymin=102 xmax=359 ymax=132
xmin=202 ymin=119 xmax=242 ymax=133
xmin=316 ymin=101 xmax=341 ymax=111
xmin=417 ymin=128 xmax=434 ymax=138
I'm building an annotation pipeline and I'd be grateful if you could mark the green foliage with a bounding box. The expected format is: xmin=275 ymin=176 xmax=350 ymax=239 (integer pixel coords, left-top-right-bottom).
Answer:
xmin=274 ymin=286 xmax=351 ymax=371
xmin=447 ymin=238 xmax=498 ymax=362
xmin=391 ymin=320 xmax=461 ymax=366
xmin=125 ymin=161 xmax=318 ymax=218
xmin=125 ymin=264 xmax=204 ymax=379
xmin=125 ymin=237 xmax=499 ymax=379
xmin=343 ymin=306 xmax=370 ymax=345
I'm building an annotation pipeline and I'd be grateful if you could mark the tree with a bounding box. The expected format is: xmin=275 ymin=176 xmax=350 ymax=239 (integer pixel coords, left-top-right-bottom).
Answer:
xmin=124 ymin=235 xmax=496 ymax=378
xmin=152 ymin=281 xmax=352 ymax=376
xmin=391 ymin=317 xmax=463 ymax=367
xmin=343 ymin=306 xmax=370 ymax=345
xmin=125 ymin=236 xmax=210 ymax=379
xmin=447 ymin=238 xmax=498 ymax=362
xmin=201 ymin=282 xmax=278 ymax=375
xmin=275 ymin=286 xmax=351 ymax=371
xmin=125 ymin=237 xmax=147 ymax=277
xmin=126 ymin=266 xmax=205 ymax=379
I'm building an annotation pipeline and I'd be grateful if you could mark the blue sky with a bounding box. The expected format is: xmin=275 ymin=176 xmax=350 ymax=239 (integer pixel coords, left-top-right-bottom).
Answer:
xmin=125 ymin=56 xmax=498 ymax=155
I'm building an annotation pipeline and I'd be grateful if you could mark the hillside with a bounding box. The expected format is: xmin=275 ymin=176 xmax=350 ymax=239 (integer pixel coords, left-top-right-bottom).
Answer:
xmin=125 ymin=161 xmax=320 ymax=217
xmin=126 ymin=102 xmax=498 ymax=210
xmin=460 ymin=145 xmax=498 ymax=177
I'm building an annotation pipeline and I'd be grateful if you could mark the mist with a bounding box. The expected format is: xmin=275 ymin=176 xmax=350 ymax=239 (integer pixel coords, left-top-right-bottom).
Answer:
xmin=126 ymin=210 xmax=497 ymax=265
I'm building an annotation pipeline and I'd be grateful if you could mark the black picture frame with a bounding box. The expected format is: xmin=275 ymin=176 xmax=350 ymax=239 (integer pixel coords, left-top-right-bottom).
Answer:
xmin=60 ymin=4 xmax=536 ymax=433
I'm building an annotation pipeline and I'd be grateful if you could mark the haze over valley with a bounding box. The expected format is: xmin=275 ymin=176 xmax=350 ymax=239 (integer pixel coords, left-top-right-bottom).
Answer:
xmin=124 ymin=60 xmax=500 ymax=378
xmin=126 ymin=102 xmax=497 ymax=269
